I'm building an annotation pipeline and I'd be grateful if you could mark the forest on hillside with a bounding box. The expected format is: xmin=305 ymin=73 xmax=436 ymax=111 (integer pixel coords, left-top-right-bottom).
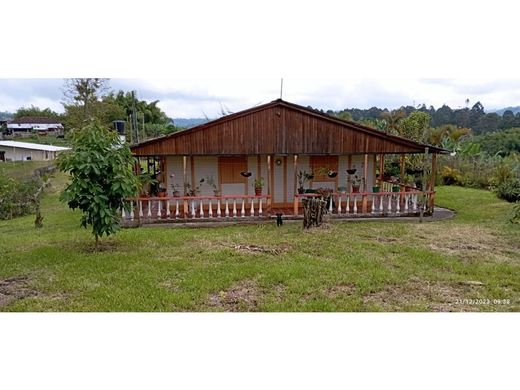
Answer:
xmin=319 ymin=102 xmax=520 ymax=134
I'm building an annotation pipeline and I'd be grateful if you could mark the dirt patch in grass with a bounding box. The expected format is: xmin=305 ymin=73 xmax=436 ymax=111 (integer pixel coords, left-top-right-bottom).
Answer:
xmin=0 ymin=276 xmax=39 ymax=308
xmin=412 ymin=224 xmax=519 ymax=263
xmin=208 ymin=279 xmax=262 ymax=311
xmin=323 ymin=284 xmax=356 ymax=298
xmin=363 ymin=278 xmax=485 ymax=311
xmin=224 ymin=243 xmax=289 ymax=256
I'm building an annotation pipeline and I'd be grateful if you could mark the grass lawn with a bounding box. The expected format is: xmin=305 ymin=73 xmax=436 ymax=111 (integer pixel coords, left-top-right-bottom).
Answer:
xmin=1 ymin=172 xmax=519 ymax=311
xmin=0 ymin=160 xmax=54 ymax=180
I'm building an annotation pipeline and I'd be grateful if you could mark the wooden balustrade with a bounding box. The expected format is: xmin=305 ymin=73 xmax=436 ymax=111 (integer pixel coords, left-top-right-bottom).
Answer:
xmin=122 ymin=195 xmax=271 ymax=222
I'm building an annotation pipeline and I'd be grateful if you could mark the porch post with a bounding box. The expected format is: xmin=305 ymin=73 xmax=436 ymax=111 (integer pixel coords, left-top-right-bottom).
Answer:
xmin=399 ymin=154 xmax=406 ymax=190
xmin=293 ymin=154 xmax=298 ymax=215
xmin=183 ymin=155 xmax=188 ymax=215
xmin=267 ymin=155 xmax=272 ymax=210
xmin=420 ymin=147 xmax=429 ymax=221
xmin=362 ymin=153 xmax=369 ymax=213
xmin=379 ymin=154 xmax=385 ymax=184
xmin=429 ymin=153 xmax=437 ymax=209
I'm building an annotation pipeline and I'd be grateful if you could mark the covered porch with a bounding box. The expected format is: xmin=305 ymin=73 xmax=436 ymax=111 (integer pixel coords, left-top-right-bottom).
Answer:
xmin=125 ymin=99 xmax=445 ymax=226
xmin=122 ymin=151 xmax=438 ymax=226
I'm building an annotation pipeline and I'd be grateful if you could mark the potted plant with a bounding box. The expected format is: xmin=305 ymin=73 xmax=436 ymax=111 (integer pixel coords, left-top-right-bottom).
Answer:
xmin=327 ymin=170 xmax=338 ymax=178
xmin=252 ymin=177 xmax=264 ymax=195
xmin=170 ymin=183 xmax=181 ymax=197
xmin=158 ymin=182 xmax=167 ymax=198
xmin=337 ymin=186 xmax=347 ymax=194
xmin=205 ymin=175 xmax=220 ymax=196
xmin=351 ymin=175 xmax=361 ymax=193
xmin=346 ymin=168 xmax=357 ymax=175
xmin=297 ymin=170 xmax=311 ymax=194
xmin=138 ymin=172 xmax=157 ymax=197
xmin=184 ymin=179 xmax=203 ymax=197
xmin=372 ymin=184 xmax=380 ymax=193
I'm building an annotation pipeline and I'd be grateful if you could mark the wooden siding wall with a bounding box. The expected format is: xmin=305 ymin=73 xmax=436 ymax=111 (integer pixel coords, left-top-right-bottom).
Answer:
xmin=132 ymin=105 xmax=428 ymax=156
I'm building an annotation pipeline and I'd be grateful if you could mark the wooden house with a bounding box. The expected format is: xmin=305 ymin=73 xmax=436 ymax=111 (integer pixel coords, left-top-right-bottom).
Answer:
xmin=127 ymin=99 xmax=447 ymax=224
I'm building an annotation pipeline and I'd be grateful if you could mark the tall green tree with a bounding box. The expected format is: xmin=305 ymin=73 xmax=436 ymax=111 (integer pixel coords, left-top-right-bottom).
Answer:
xmin=62 ymin=78 xmax=119 ymax=131
xmin=57 ymin=122 xmax=139 ymax=246
xmin=398 ymin=111 xmax=431 ymax=142
xmin=15 ymin=105 xmax=60 ymax=119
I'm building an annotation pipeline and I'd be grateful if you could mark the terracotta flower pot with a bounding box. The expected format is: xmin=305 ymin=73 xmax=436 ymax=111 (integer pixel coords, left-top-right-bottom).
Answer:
xmin=255 ymin=187 xmax=262 ymax=196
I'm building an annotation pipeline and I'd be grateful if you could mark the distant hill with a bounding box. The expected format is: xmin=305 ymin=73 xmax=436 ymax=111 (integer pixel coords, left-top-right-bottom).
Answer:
xmin=491 ymin=106 xmax=520 ymax=115
xmin=0 ymin=111 xmax=13 ymax=121
xmin=172 ymin=118 xmax=210 ymax=129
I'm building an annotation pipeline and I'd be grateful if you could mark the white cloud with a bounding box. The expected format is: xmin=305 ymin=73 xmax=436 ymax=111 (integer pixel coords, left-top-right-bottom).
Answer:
xmin=2 ymin=78 xmax=520 ymax=117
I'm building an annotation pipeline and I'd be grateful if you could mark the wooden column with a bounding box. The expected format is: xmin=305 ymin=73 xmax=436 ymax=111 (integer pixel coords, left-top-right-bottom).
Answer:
xmin=293 ymin=155 xmax=299 ymax=215
xmin=400 ymin=155 xmax=406 ymax=189
xmin=267 ymin=155 xmax=272 ymax=208
xmin=362 ymin=153 xmax=369 ymax=213
xmin=183 ymin=156 xmax=188 ymax=215
xmin=283 ymin=156 xmax=288 ymax=204
xmin=379 ymin=154 xmax=385 ymax=184
xmin=429 ymin=153 xmax=437 ymax=209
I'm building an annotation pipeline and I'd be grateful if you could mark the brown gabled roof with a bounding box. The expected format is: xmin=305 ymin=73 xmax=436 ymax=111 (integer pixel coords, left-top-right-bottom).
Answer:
xmin=131 ymin=99 xmax=449 ymax=156
xmin=9 ymin=116 xmax=62 ymax=124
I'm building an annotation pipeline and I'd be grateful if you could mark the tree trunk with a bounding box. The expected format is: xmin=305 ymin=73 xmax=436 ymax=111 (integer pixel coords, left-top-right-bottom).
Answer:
xmin=302 ymin=197 xmax=327 ymax=229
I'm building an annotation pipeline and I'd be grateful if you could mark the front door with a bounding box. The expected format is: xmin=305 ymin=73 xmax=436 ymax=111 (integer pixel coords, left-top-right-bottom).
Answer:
xmin=272 ymin=156 xmax=287 ymax=206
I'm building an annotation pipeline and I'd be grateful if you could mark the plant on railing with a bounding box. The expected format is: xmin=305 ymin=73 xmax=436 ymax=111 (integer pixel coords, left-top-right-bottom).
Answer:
xmin=170 ymin=182 xmax=181 ymax=197
xmin=138 ymin=172 xmax=157 ymax=197
xmin=184 ymin=178 xmax=204 ymax=197
xmin=297 ymin=170 xmax=312 ymax=194
xmin=205 ymin=175 xmax=221 ymax=196
xmin=157 ymin=182 xmax=167 ymax=197
xmin=351 ymin=175 xmax=362 ymax=193
xmin=252 ymin=177 xmax=264 ymax=196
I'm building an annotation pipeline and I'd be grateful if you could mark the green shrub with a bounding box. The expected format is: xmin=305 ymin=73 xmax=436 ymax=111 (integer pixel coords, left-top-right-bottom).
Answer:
xmin=511 ymin=202 xmax=520 ymax=224
xmin=440 ymin=166 xmax=463 ymax=185
xmin=495 ymin=179 xmax=520 ymax=203
xmin=0 ymin=173 xmax=42 ymax=219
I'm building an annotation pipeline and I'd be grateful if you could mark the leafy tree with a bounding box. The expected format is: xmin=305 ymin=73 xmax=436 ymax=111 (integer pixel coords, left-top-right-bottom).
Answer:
xmin=15 ymin=105 xmax=60 ymax=119
xmin=63 ymin=78 xmax=109 ymax=114
xmin=474 ymin=128 xmax=520 ymax=156
xmin=62 ymin=78 xmax=115 ymax=131
xmin=57 ymin=122 xmax=139 ymax=246
xmin=398 ymin=111 xmax=431 ymax=142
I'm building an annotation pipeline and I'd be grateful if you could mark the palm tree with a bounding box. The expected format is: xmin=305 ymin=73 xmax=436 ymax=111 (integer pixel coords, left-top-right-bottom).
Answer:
xmin=380 ymin=109 xmax=406 ymax=135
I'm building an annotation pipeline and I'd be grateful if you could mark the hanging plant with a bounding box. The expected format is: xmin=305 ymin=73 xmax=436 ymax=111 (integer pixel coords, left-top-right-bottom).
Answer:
xmin=240 ymin=171 xmax=252 ymax=177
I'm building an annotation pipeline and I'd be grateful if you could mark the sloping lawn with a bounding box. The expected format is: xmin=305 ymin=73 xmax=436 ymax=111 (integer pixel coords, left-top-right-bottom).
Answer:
xmin=1 ymin=178 xmax=519 ymax=311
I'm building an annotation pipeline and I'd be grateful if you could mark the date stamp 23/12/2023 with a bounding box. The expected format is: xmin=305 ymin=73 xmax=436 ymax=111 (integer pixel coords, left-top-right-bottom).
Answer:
xmin=454 ymin=298 xmax=511 ymax=306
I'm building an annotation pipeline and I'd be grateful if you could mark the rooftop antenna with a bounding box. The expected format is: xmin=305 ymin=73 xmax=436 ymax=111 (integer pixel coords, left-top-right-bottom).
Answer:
xmin=280 ymin=78 xmax=283 ymax=100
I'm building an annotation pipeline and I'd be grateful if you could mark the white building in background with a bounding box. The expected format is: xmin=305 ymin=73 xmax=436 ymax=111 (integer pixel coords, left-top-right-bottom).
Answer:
xmin=0 ymin=141 xmax=70 ymax=161
xmin=6 ymin=116 xmax=64 ymax=137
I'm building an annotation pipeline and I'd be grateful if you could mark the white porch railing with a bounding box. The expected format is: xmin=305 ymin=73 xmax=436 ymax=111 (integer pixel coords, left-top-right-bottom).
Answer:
xmin=121 ymin=194 xmax=272 ymax=223
xmin=294 ymin=190 xmax=434 ymax=217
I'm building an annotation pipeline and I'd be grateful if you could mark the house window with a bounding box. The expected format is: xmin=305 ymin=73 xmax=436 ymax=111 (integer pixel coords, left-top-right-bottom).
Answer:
xmin=219 ymin=156 xmax=247 ymax=184
xmin=310 ymin=156 xmax=338 ymax=182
